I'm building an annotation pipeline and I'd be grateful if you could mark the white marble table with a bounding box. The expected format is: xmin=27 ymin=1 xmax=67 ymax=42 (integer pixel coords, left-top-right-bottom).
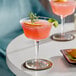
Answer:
xmin=6 ymin=23 xmax=76 ymax=76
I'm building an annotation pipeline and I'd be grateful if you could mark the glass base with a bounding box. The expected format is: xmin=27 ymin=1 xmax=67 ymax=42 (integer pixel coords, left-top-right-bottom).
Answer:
xmin=51 ymin=33 xmax=75 ymax=41
xmin=23 ymin=59 xmax=52 ymax=70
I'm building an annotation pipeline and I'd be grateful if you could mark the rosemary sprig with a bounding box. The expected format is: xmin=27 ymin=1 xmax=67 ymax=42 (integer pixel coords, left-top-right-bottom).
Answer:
xmin=29 ymin=12 xmax=39 ymax=23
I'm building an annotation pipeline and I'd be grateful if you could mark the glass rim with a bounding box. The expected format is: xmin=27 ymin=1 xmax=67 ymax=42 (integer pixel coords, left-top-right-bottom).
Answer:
xmin=50 ymin=0 xmax=76 ymax=4
xmin=51 ymin=2 xmax=75 ymax=6
xmin=20 ymin=16 xmax=51 ymax=23
xmin=20 ymin=16 xmax=52 ymax=28
xmin=50 ymin=0 xmax=75 ymax=1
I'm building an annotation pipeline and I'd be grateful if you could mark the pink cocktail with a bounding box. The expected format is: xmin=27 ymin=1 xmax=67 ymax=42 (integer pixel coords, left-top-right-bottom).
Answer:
xmin=21 ymin=19 xmax=51 ymax=40
xmin=51 ymin=1 xmax=75 ymax=17
xmin=49 ymin=0 xmax=75 ymax=41
xmin=20 ymin=17 xmax=52 ymax=70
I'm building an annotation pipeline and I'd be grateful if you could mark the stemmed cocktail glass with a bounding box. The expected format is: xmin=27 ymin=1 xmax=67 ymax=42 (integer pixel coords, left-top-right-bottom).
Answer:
xmin=20 ymin=16 xmax=53 ymax=70
xmin=49 ymin=0 xmax=75 ymax=41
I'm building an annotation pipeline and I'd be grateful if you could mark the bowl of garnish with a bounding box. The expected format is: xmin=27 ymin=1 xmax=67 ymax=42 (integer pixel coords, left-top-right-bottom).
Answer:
xmin=61 ymin=49 xmax=76 ymax=64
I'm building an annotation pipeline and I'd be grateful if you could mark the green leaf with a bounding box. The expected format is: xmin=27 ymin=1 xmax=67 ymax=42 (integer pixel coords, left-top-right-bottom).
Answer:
xmin=67 ymin=54 xmax=76 ymax=61
xmin=48 ymin=18 xmax=58 ymax=28
xmin=29 ymin=12 xmax=39 ymax=23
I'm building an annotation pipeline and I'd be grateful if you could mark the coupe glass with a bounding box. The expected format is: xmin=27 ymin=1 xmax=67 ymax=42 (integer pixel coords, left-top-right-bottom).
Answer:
xmin=49 ymin=0 xmax=75 ymax=41
xmin=20 ymin=17 xmax=52 ymax=70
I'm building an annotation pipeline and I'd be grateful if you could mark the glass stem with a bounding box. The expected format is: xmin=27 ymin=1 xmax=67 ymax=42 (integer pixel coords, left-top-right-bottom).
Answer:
xmin=60 ymin=16 xmax=65 ymax=35
xmin=35 ymin=41 xmax=39 ymax=60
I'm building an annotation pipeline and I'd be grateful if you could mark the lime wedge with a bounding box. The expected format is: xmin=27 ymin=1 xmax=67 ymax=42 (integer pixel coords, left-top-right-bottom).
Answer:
xmin=48 ymin=18 xmax=58 ymax=28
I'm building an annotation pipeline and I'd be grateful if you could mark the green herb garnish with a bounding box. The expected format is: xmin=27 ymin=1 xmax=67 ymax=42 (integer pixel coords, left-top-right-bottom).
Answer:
xmin=48 ymin=18 xmax=58 ymax=27
xmin=29 ymin=12 xmax=39 ymax=23
xmin=29 ymin=12 xmax=59 ymax=27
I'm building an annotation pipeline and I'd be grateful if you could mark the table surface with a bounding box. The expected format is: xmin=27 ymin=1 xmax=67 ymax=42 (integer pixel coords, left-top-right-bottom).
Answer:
xmin=6 ymin=23 xmax=76 ymax=76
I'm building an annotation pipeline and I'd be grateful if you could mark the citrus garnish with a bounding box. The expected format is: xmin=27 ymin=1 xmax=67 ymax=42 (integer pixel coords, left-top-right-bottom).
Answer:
xmin=48 ymin=18 xmax=58 ymax=27
xmin=53 ymin=0 xmax=67 ymax=2
xmin=24 ymin=21 xmax=41 ymax=26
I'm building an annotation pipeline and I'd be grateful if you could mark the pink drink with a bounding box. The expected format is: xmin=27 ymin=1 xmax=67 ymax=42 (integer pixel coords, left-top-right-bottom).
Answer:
xmin=20 ymin=19 xmax=52 ymax=40
xmin=50 ymin=1 xmax=75 ymax=17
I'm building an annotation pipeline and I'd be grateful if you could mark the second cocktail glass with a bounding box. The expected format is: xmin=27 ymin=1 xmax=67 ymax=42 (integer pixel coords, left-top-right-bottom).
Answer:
xmin=20 ymin=16 xmax=52 ymax=70
xmin=49 ymin=0 xmax=75 ymax=41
